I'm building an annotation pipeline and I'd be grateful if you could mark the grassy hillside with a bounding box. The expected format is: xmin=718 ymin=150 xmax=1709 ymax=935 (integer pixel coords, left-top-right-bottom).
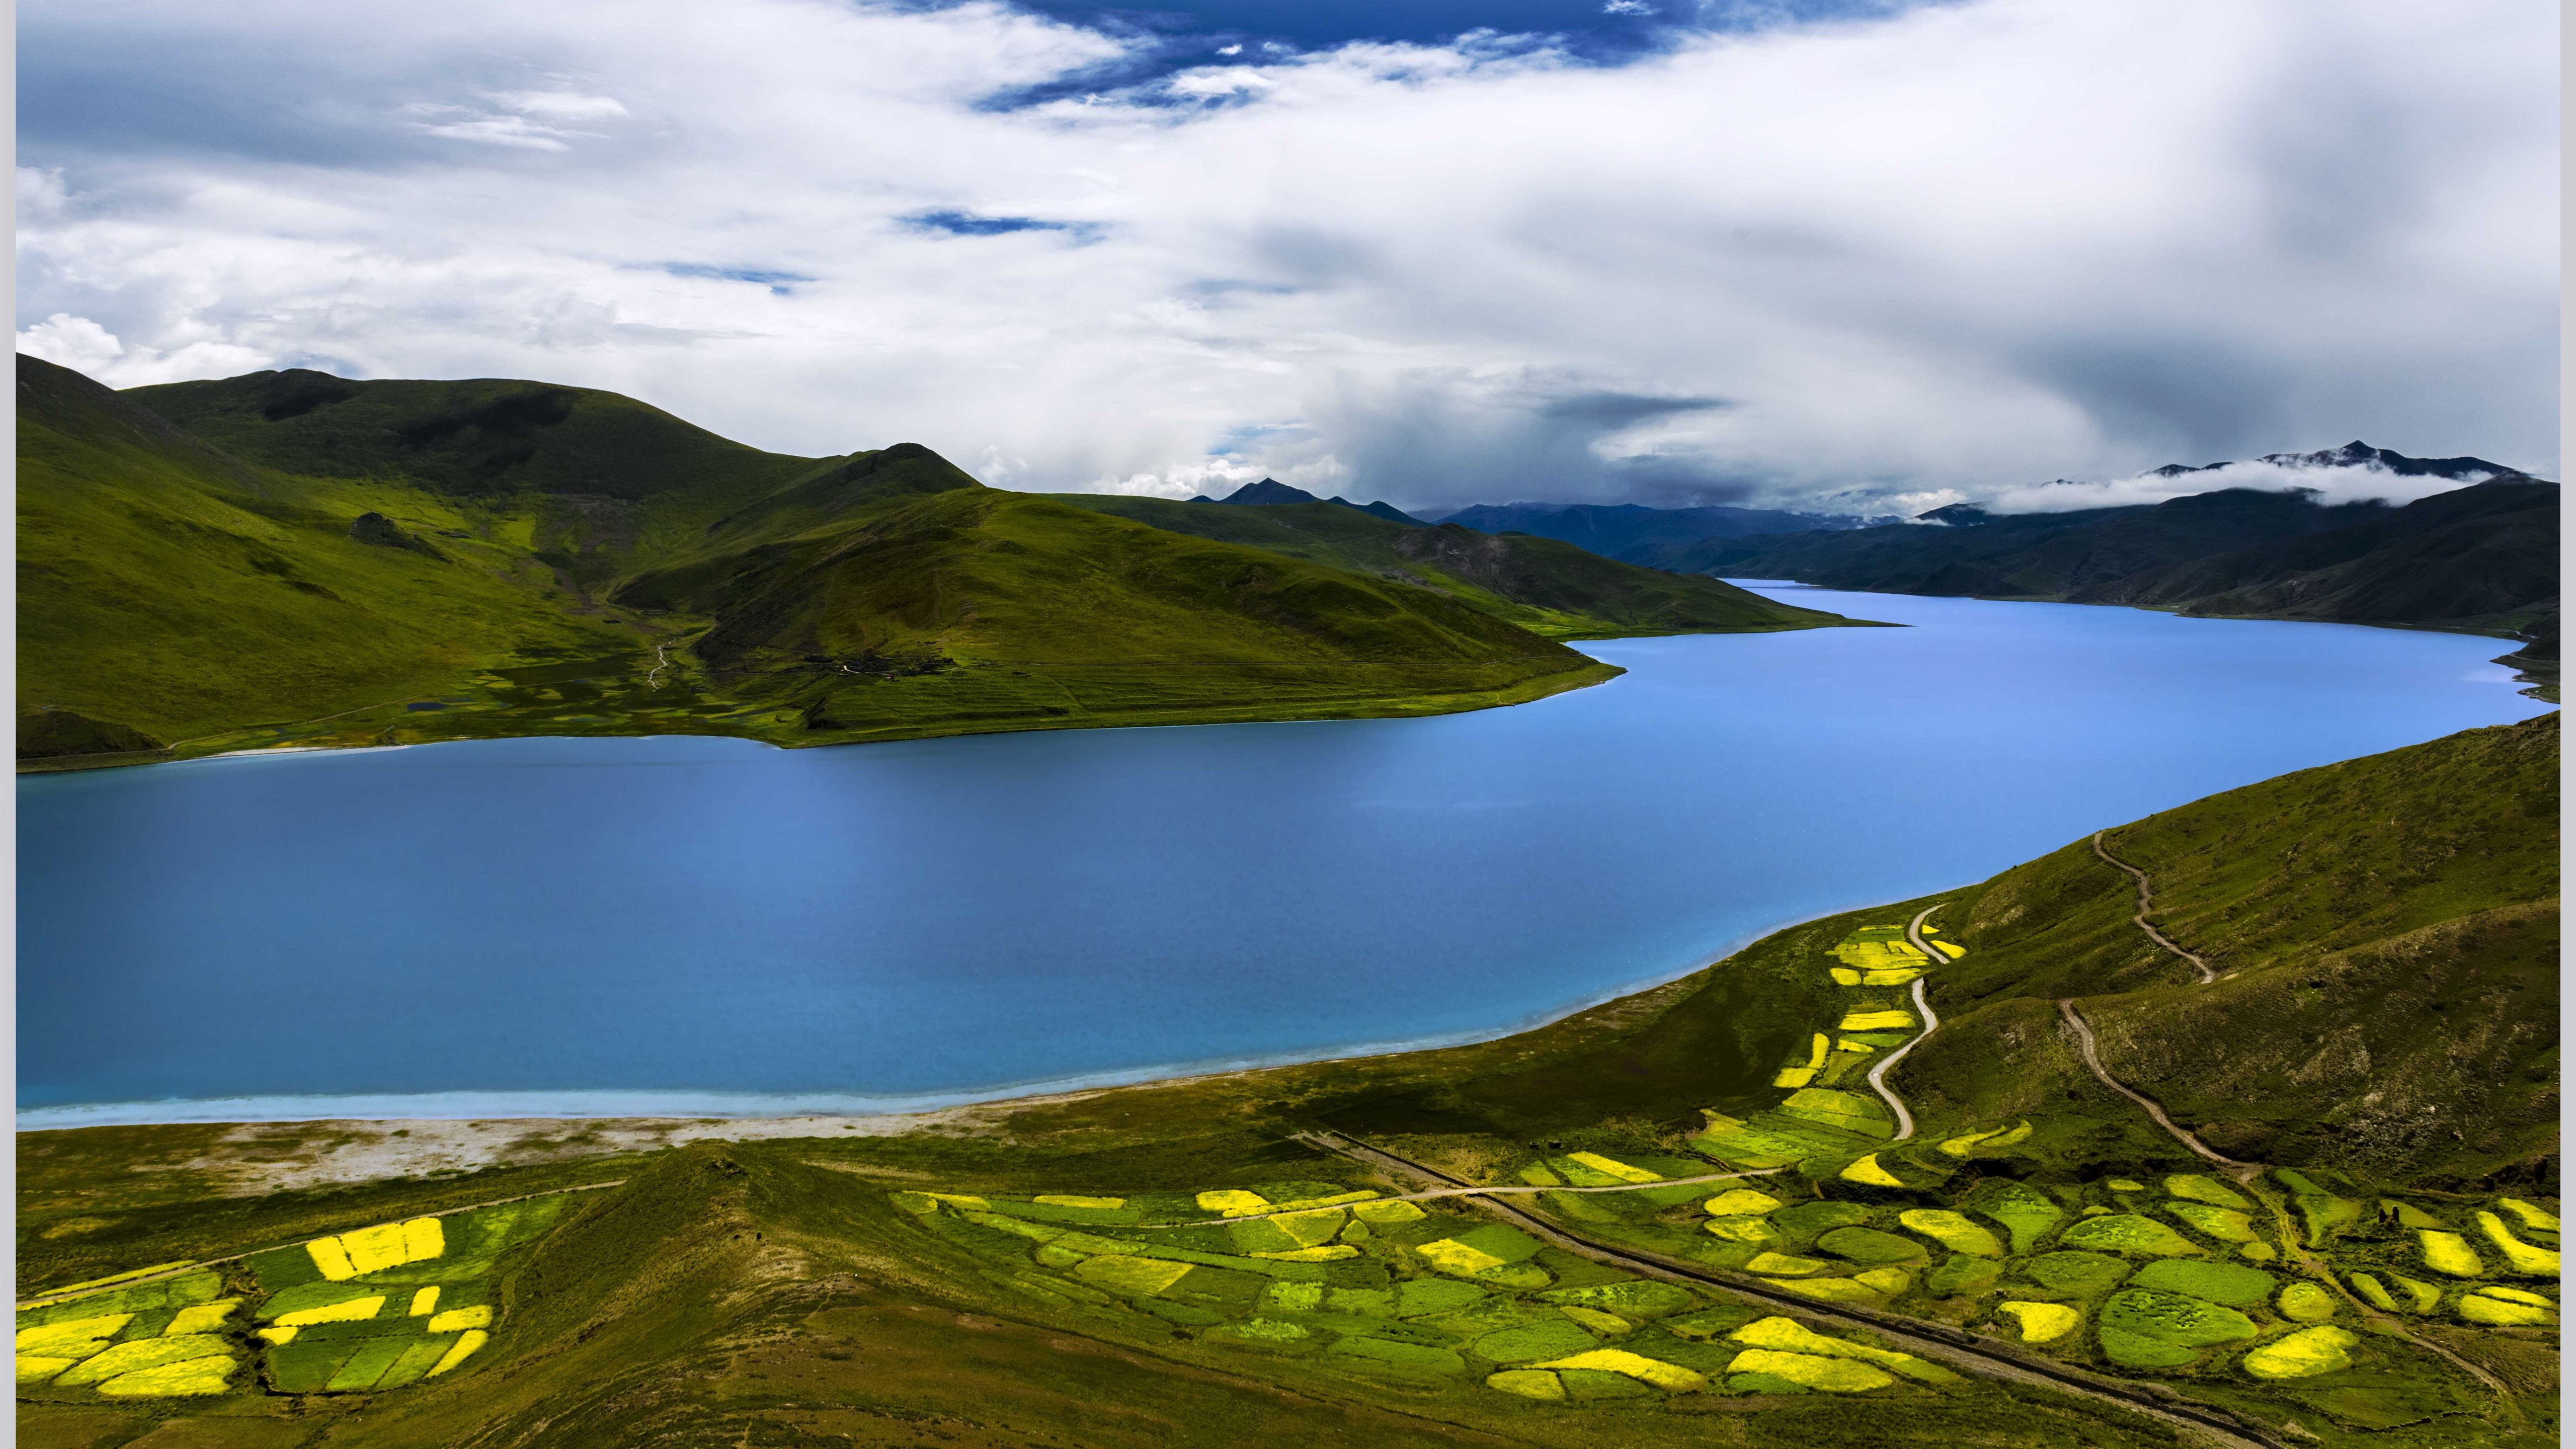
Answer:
xmin=19 ymin=713 xmax=2558 ymax=1447
xmin=1054 ymin=494 xmax=1857 ymax=639
xmin=16 ymin=356 xmax=650 ymax=758
xmin=23 ymin=359 xmax=1856 ymax=767
xmin=1913 ymin=712 xmax=2558 ymax=1182
xmin=616 ymin=483 xmax=1622 ymax=740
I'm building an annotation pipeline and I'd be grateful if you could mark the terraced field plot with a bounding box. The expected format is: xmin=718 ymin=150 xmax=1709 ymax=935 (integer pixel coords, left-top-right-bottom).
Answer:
xmin=893 ymin=1181 xmax=1962 ymax=1403
xmin=15 ymin=1195 xmax=573 ymax=1403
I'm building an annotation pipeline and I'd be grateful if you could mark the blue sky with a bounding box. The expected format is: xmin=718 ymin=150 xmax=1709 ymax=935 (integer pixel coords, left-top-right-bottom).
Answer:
xmin=15 ymin=0 xmax=2557 ymax=513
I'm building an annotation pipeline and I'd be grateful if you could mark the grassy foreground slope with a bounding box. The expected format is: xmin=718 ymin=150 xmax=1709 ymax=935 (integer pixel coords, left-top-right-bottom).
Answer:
xmin=23 ymin=358 xmax=1858 ymax=766
xmin=18 ymin=716 xmax=2557 ymax=1447
xmin=1912 ymin=712 xmax=2559 ymax=1181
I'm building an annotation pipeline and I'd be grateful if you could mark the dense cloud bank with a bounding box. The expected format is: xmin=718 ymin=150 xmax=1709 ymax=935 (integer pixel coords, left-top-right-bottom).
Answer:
xmin=15 ymin=0 xmax=2556 ymax=513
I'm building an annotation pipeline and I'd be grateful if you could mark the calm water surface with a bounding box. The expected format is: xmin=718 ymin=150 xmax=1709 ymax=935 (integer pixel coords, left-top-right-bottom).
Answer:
xmin=19 ymin=588 xmax=2548 ymax=1123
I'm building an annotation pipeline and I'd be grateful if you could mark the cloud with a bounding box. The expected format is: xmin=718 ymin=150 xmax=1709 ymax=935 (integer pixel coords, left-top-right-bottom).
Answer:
xmin=401 ymin=89 xmax=629 ymax=150
xmin=13 ymin=0 xmax=2555 ymax=515
xmin=1977 ymin=458 xmax=2503 ymax=516
xmin=17 ymin=312 xmax=272 ymax=384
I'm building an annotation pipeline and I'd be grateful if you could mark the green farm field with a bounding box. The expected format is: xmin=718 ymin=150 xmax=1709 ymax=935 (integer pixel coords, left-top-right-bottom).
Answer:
xmin=17 ymin=717 xmax=2557 ymax=1447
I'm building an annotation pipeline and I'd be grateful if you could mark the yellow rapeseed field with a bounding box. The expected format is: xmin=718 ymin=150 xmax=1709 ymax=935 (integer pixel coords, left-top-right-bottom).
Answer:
xmin=429 ymin=1330 xmax=488 ymax=1377
xmin=275 ymin=1296 xmax=386 ymax=1328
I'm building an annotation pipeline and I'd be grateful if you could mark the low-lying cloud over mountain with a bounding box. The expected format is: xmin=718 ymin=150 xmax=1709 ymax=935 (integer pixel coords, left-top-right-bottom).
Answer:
xmin=1962 ymin=443 xmax=2529 ymax=517
xmin=14 ymin=0 xmax=2555 ymax=515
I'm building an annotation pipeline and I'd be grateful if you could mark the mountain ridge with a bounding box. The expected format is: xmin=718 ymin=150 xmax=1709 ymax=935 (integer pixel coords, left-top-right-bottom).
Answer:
xmin=1190 ymin=476 xmax=1425 ymax=525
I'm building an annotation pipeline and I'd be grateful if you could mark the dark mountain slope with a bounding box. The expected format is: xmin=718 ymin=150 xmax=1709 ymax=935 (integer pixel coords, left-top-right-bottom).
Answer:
xmin=1193 ymin=475 xmax=1423 ymax=524
xmin=1679 ymin=456 xmax=2557 ymax=673
xmin=1050 ymin=494 xmax=1862 ymax=638
xmin=1438 ymin=500 xmax=1853 ymax=561
xmin=1678 ymin=488 xmax=2393 ymax=599
xmin=2073 ymin=478 xmax=2558 ymax=632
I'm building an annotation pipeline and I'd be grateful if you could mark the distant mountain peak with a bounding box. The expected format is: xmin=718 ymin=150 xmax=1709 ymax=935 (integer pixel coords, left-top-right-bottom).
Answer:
xmin=2252 ymin=441 xmax=2517 ymax=478
xmin=1207 ymin=477 xmax=1422 ymax=524
xmin=1218 ymin=477 xmax=1321 ymax=506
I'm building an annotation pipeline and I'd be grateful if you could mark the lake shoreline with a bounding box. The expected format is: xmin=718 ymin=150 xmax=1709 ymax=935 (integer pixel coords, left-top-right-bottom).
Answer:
xmin=16 ymin=896 xmax=1896 ymax=1137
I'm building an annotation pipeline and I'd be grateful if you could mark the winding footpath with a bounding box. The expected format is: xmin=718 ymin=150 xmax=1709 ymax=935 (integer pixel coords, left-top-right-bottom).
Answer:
xmin=2055 ymin=1000 xmax=2254 ymax=1178
xmin=1862 ymin=904 xmax=1947 ymax=1141
xmin=2091 ymin=832 xmax=2216 ymax=982
xmin=2063 ymin=834 xmax=2243 ymax=1174
xmin=2064 ymin=839 xmax=2514 ymax=1406
xmin=1297 ymin=1127 xmax=2278 ymax=1449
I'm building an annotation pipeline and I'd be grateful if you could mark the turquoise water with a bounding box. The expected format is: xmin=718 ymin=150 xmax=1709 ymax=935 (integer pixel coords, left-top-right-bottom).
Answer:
xmin=18 ymin=588 xmax=2547 ymax=1123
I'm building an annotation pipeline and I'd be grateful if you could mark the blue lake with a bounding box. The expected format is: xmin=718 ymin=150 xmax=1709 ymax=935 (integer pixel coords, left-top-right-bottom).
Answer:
xmin=18 ymin=587 xmax=2549 ymax=1124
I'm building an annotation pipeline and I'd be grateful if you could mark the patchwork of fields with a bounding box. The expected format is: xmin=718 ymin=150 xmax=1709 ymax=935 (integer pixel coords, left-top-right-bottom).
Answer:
xmin=15 ymin=1196 xmax=569 ymax=1402
xmin=889 ymin=923 xmax=2561 ymax=1426
xmin=893 ymin=1180 xmax=1963 ymax=1401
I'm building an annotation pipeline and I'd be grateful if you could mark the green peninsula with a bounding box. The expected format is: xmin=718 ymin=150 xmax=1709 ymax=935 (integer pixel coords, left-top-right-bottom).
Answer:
xmin=17 ymin=356 xmax=1858 ymax=768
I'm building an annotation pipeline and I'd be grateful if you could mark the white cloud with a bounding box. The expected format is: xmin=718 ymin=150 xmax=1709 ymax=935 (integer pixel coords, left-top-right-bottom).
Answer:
xmin=17 ymin=312 xmax=272 ymax=385
xmin=13 ymin=0 xmax=2556 ymax=514
xmin=489 ymin=89 xmax=630 ymax=121
xmin=1978 ymin=459 xmax=2499 ymax=516
xmin=400 ymin=88 xmax=631 ymax=150
xmin=17 ymin=312 xmax=124 ymax=373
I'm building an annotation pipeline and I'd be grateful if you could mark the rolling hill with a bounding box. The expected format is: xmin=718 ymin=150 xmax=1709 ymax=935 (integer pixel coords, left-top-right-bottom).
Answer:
xmin=19 ymin=357 xmax=1861 ymax=765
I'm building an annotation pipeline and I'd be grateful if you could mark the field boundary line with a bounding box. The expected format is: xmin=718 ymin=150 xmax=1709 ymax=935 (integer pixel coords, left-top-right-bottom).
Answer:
xmin=16 ymin=1179 xmax=626 ymax=1310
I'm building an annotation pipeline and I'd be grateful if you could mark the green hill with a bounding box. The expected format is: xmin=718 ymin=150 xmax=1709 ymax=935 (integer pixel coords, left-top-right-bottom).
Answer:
xmin=17 ymin=355 xmax=647 ymax=759
xmin=20 ymin=358 xmax=1861 ymax=766
xmin=18 ymin=712 xmax=2557 ymax=1446
xmin=1055 ymin=495 xmax=1846 ymax=638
